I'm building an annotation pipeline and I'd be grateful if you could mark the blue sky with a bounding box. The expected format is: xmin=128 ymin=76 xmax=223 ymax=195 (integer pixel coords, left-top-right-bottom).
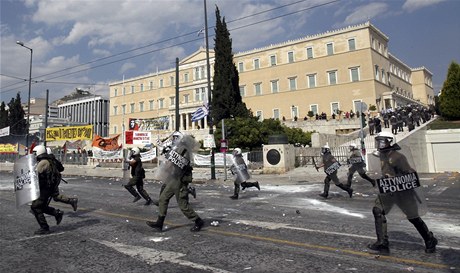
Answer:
xmin=1 ymin=0 xmax=459 ymax=104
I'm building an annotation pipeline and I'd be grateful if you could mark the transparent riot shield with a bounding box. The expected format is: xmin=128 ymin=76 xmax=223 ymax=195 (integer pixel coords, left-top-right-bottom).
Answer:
xmin=375 ymin=144 xmax=427 ymax=219
xmin=14 ymin=154 xmax=40 ymax=208
xmin=231 ymin=155 xmax=251 ymax=182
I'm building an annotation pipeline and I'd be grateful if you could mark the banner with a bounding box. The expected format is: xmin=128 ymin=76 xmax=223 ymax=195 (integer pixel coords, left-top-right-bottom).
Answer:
xmin=125 ymin=131 xmax=152 ymax=145
xmin=140 ymin=148 xmax=157 ymax=162
xmin=0 ymin=143 xmax=18 ymax=154
xmin=129 ymin=117 xmax=169 ymax=131
xmin=0 ymin=126 xmax=10 ymax=137
xmin=92 ymin=134 xmax=123 ymax=159
xmin=64 ymin=140 xmax=84 ymax=150
xmin=193 ymin=152 xmax=246 ymax=167
xmin=46 ymin=125 xmax=93 ymax=141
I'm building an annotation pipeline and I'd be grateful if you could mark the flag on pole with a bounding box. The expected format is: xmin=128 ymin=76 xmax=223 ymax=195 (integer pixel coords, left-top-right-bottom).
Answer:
xmin=191 ymin=104 xmax=209 ymax=122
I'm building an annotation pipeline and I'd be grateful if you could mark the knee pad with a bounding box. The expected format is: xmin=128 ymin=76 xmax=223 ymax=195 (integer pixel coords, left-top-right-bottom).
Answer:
xmin=372 ymin=207 xmax=383 ymax=217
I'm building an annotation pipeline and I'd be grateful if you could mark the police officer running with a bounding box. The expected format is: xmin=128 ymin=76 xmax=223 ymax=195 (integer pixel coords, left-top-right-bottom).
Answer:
xmin=229 ymin=148 xmax=260 ymax=200
xmin=346 ymin=143 xmax=376 ymax=188
xmin=146 ymin=133 xmax=204 ymax=232
xmin=316 ymin=144 xmax=353 ymax=198
xmin=368 ymin=132 xmax=438 ymax=254
xmin=123 ymin=147 xmax=156 ymax=206
xmin=30 ymin=145 xmax=64 ymax=235
xmin=46 ymin=148 xmax=78 ymax=211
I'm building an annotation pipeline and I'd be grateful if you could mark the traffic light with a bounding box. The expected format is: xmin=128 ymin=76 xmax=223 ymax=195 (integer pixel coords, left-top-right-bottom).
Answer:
xmin=361 ymin=114 xmax=367 ymax=128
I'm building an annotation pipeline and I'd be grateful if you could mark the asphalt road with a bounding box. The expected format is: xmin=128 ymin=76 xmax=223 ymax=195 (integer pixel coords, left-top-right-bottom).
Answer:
xmin=1 ymin=170 xmax=459 ymax=273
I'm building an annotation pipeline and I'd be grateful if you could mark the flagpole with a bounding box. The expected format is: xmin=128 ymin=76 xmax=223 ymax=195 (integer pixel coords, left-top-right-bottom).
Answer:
xmin=204 ymin=0 xmax=216 ymax=180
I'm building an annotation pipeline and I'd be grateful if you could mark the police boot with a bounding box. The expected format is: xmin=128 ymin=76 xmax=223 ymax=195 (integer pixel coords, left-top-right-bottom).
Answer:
xmin=361 ymin=173 xmax=376 ymax=187
xmin=319 ymin=183 xmax=330 ymax=198
xmin=230 ymin=186 xmax=239 ymax=200
xmin=338 ymin=183 xmax=353 ymax=198
xmin=124 ymin=185 xmax=141 ymax=202
xmin=70 ymin=198 xmax=78 ymax=212
xmin=55 ymin=209 xmax=64 ymax=225
xmin=33 ymin=211 xmax=51 ymax=235
xmin=368 ymin=207 xmax=390 ymax=254
xmin=409 ymin=217 xmax=438 ymax=253
xmin=241 ymin=182 xmax=248 ymax=190
xmin=190 ymin=217 xmax=204 ymax=232
xmin=252 ymin=181 xmax=260 ymax=190
xmin=146 ymin=216 xmax=165 ymax=232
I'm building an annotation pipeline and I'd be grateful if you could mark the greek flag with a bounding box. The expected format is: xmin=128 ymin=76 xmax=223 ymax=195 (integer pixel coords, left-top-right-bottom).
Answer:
xmin=191 ymin=104 xmax=208 ymax=122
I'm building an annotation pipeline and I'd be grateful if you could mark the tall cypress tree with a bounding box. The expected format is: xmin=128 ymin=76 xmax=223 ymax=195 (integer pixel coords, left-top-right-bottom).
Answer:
xmin=211 ymin=6 xmax=250 ymax=124
xmin=7 ymin=92 xmax=27 ymax=142
xmin=439 ymin=61 xmax=460 ymax=120
xmin=0 ymin=101 xmax=8 ymax=129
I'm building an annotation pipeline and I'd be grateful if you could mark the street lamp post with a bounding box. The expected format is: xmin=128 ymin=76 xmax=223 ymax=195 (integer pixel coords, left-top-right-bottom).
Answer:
xmin=16 ymin=41 xmax=33 ymax=153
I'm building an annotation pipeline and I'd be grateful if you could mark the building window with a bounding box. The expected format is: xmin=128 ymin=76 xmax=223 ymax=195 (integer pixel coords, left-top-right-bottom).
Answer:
xmin=306 ymin=47 xmax=314 ymax=59
xmin=310 ymin=104 xmax=318 ymax=115
xmin=123 ymin=87 xmax=126 ymax=95
xmin=140 ymin=84 xmax=144 ymax=92
xmin=291 ymin=106 xmax=298 ymax=119
xmin=254 ymin=83 xmax=262 ymax=96
xmin=114 ymin=88 xmax=118 ymax=96
xmin=381 ymin=69 xmax=386 ymax=83
xmin=131 ymin=85 xmax=135 ymax=93
xmin=170 ymin=76 xmax=174 ymax=86
xmin=149 ymin=100 xmax=154 ymax=110
xmin=139 ymin=102 xmax=144 ymax=112
xmin=270 ymin=55 xmax=276 ymax=66
xmin=159 ymin=79 xmax=164 ymax=88
xmin=273 ymin=109 xmax=280 ymax=120
xmin=287 ymin=51 xmax=294 ymax=63
xmin=353 ymin=100 xmax=362 ymax=112
xmin=348 ymin=38 xmax=356 ymax=51
xmin=122 ymin=105 xmax=126 ymax=115
xmin=149 ymin=81 xmax=154 ymax=89
xmin=375 ymin=65 xmax=380 ymax=80
xmin=326 ymin=43 xmax=334 ymax=55
xmin=307 ymin=74 xmax=316 ymax=88
xmin=331 ymin=102 xmax=339 ymax=115
xmin=350 ymin=67 xmax=360 ymax=82
xmin=113 ymin=106 xmax=118 ymax=115
xmin=130 ymin=103 xmax=135 ymax=113
xmin=195 ymin=88 xmax=206 ymax=102
xmin=113 ymin=125 xmax=117 ymax=134
xmin=239 ymin=85 xmax=246 ymax=97
xmin=271 ymin=80 xmax=279 ymax=93
xmin=256 ymin=110 xmax=263 ymax=121
xmin=184 ymin=73 xmax=189 ymax=83
xmin=254 ymin=58 xmax=260 ymax=70
xmin=238 ymin=62 xmax=244 ymax=72
xmin=289 ymin=77 xmax=297 ymax=91
xmin=184 ymin=94 xmax=189 ymax=104
xmin=159 ymin=99 xmax=164 ymax=109
xmin=170 ymin=96 xmax=175 ymax=106
xmin=328 ymin=70 xmax=337 ymax=85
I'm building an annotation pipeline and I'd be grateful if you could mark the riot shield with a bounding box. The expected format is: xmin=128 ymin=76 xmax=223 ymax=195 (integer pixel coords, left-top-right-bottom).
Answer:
xmin=375 ymin=144 xmax=427 ymax=218
xmin=231 ymin=155 xmax=251 ymax=182
xmin=14 ymin=155 xmax=39 ymax=208
xmin=153 ymin=134 xmax=199 ymax=182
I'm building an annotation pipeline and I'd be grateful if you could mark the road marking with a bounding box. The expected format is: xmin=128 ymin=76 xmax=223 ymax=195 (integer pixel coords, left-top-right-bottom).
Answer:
xmin=92 ymin=239 xmax=232 ymax=273
xmin=14 ymin=232 xmax=66 ymax=242
xmin=428 ymin=186 xmax=448 ymax=195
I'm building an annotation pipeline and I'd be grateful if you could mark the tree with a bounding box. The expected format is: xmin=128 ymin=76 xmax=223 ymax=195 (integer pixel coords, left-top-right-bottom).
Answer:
xmin=439 ymin=61 xmax=460 ymax=120
xmin=211 ymin=5 xmax=250 ymax=125
xmin=0 ymin=101 xmax=8 ymax=129
xmin=7 ymin=93 xmax=27 ymax=144
xmin=307 ymin=111 xmax=314 ymax=120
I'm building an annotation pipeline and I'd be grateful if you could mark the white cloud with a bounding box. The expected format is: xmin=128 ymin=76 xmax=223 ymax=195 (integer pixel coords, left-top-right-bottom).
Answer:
xmin=120 ymin=62 xmax=136 ymax=74
xmin=340 ymin=2 xmax=388 ymax=27
xmin=402 ymin=0 xmax=447 ymax=12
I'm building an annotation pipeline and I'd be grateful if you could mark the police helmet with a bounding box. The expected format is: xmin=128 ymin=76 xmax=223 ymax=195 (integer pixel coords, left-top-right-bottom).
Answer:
xmin=131 ymin=147 xmax=140 ymax=156
xmin=46 ymin=147 xmax=53 ymax=155
xmin=375 ymin=131 xmax=394 ymax=150
xmin=321 ymin=144 xmax=330 ymax=155
xmin=33 ymin=145 xmax=47 ymax=156
xmin=233 ymin=148 xmax=242 ymax=156
xmin=349 ymin=143 xmax=358 ymax=151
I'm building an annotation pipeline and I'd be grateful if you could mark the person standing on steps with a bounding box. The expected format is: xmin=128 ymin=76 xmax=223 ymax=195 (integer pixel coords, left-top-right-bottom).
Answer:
xmin=123 ymin=147 xmax=157 ymax=206
xmin=346 ymin=143 xmax=376 ymax=188
xmin=368 ymin=131 xmax=438 ymax=254
xmin=315 ymin=144 xmax=353 ymax=199
xmin=229 ymin=148 xmax=260 ymax=200
xmin=146 ymin=132 xmax=204 ymax=232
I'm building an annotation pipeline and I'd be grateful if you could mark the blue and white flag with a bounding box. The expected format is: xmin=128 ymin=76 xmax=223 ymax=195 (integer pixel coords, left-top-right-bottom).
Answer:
xmin=191 ymin=104 xmax=209 ymax=122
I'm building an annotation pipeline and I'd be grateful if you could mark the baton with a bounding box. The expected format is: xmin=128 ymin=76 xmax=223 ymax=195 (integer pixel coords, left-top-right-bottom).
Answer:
xmin=312 ymin=156 xmax=319 ymax=172
xmin=61 ymin=178 xmax=69 ymax=184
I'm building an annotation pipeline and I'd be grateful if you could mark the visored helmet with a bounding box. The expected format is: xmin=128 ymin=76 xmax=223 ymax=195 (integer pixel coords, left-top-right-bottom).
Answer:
xmin=375 ymin=131 xmax=394 ymax=150
xmin=33 ymin=145 xmax=47 ymax=156
xmin=131 ymin=147 xmax=140 ymax=156
xmin=321 ymin=144 xmax=330 ymax=155
xmin=232 ymin=148 xmax=242 ymax=156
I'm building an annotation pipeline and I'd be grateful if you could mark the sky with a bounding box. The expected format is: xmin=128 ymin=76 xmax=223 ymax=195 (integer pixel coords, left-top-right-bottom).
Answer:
xmin=1 ymin=0 xmax=459 ymax=105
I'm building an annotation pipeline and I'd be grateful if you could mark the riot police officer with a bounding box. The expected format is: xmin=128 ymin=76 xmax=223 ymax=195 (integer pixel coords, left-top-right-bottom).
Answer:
xmin=229 ymin=148 xmax=260 ymax=200
xmin=315 ymin=144 xmax=353 ymax=198
xmin=368 ymin=132 xmax=438 ymax=254
xmin=30 ymin=145 xmax=64 ymax=235
xmin=147 ymin=133 xmax=204 ymax=232
xmin=123 ymin=147 xmax=156 ymax=206
xmin=346 ymin=143 xmax=375 ymax=188
xmin=46 ymin=148 xmax=78 ymax=211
